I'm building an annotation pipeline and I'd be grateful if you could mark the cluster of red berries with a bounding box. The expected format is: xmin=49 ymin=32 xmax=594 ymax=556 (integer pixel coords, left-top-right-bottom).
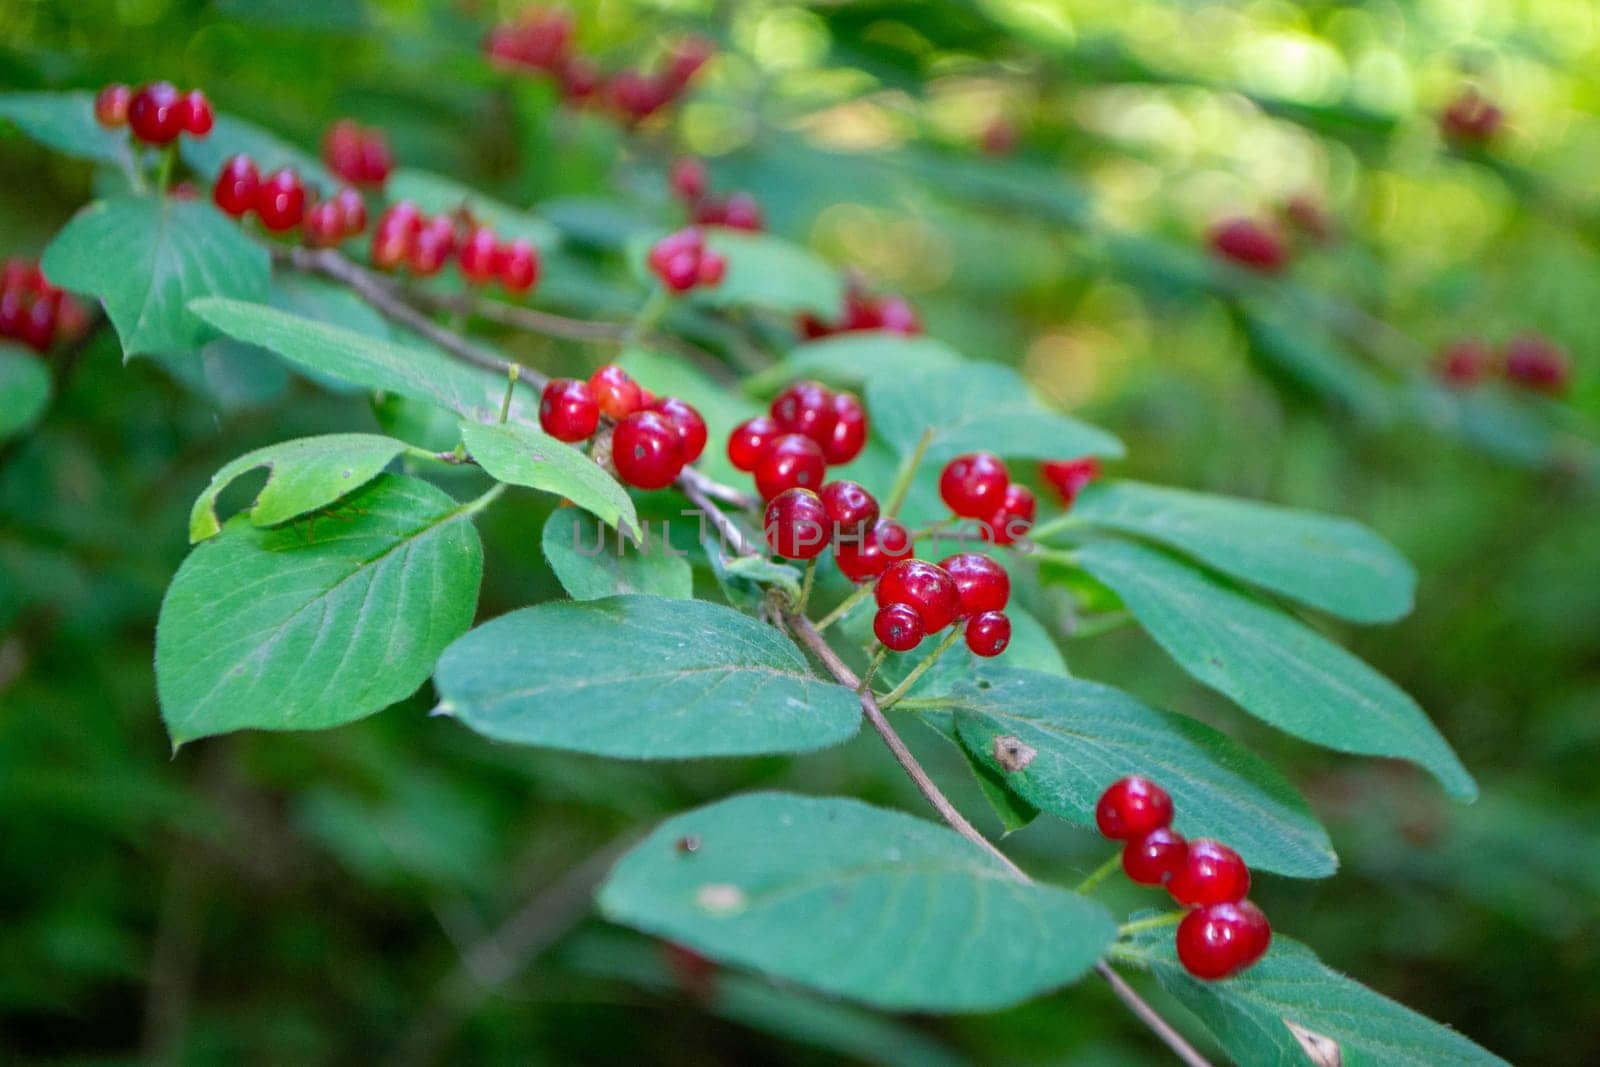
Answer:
xmin=798 ymin=277 xmax=921 ymax=339
xmin=939 ymin=452 xmax=1036 ymax=546
xmin=370 ymin=203 xmax=540 ymax=293
xmin=668 ymin=159 xmax=764 ymax=232
xmin=212 ymin=154 xmax=367 ymax=245
xmin=1435 ymin=333 xmax=1571 ymax=395
xmin=323 ymin=120 xmax=393 ymax=187
xmin=730 ymin=381 xmax=867 ymax=500
xmin=646 ymin=228 xmax=727 ymax=294
xmin=1096 ymin=776 xmax=1272 ymax=981
xmin=94 ymin=82 xmax=213 ymax=145
xmin=484 ymin=8 xmax=710 ymax=124
xmin=1207 ymin=217 xmax=1290 ymax=274
xmin=540 ymin=363 xmax=706 ymax=490
xmin=1440 ymin=89 xmax=1503 ymax=147
xmin=1041 ymin=456 xmax=1100 ymax=507
xmin=0 ymin=258 xmax=88 ymax=354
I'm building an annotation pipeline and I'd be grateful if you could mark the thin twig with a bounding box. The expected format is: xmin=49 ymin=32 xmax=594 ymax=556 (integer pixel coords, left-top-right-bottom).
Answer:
xmin=1096 ymin=962 xmax=1212 ymax=1067
xmin=679 ymin=474 xmax=756 ymax=556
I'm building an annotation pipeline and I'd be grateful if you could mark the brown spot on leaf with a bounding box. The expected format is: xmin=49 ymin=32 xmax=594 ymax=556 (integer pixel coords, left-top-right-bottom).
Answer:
xmin=1284 ymin=1020 xmax=1342 ymax=1066
xmin=675 ymin=834 xmax=701 ymax=854
xmin=993 ymin=735 xmax=1037 ymax=772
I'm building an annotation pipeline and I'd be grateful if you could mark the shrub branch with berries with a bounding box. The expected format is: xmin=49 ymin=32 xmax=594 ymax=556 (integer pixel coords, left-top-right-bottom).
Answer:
xmin=0 ymin=22 xmax=1523 ymax=1066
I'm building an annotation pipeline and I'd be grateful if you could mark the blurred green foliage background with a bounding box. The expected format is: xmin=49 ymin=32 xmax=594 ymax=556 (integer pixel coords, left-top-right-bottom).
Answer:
xmin=2 ymin=0 xmax=1598 ymax=1063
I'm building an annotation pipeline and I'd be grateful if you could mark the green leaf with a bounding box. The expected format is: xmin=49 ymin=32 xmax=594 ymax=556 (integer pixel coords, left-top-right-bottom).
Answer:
xmin=434 ymin=595 xmax=860 ymax=758
xmin=460 ymin=421 xmax=637 ymax=536
xmin=43 ymin=198 xmax=270 ymax=360
xmin=0 ymin=346 xmax=50 ymax=439
xmin=598 ymin=792 xmax=1117 ymax=1011
xmin=1138 ymin=934 xmax=1508 ymax=1066
xmin=386 ymin=167 xmax=559 ymax=248
xmin=696 ymin=231 xmax=844 ymax=317
xmin=1063 ymin=481 xmax=1415 ymax=623
xmin=179 ymin=113 xmax=334 ymax=188
xmin=936 ymin=666 xmax=1336 ymax=877
xmin=744 ymin=333 xmax=965 ymax=395
xmin=0 ymin=91 xmax=136 ymax=168
xmin=156 ymin=474 xmax=483 ymax=744
xmin=188 ymin=433 xmax=412 ymax=542
xmin=541 ymin=507 xmax=691 ymax=600
xmin=868 ymin=363 xmax=1123 ymax=463
xmin=189 ymin=298 xmax=514 ymax=420
xmin=1077 ymin=540 xmax=1476 ymax=800
xmin=1240 ymin=303 xmax=1395 ymax=425
xmin=921 ymin=714 xmax=1041 ymax=835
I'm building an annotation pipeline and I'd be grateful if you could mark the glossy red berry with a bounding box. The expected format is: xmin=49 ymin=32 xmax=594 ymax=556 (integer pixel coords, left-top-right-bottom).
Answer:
xmin=764 ymin=488 xmax=830 ymax=560
xmin=983 ymin=483 xmax=1036 ymax=545
xmin=1440 ymin=90 xmax=1502 ymax=145
xmin=589 ymin=364 xmax=643 ymax=420
xmin=727 ymin=415 xmax=781 ymax=472
xmin=498 ymin=239 xmax=540 ymax=293
xmin=1122 ymin=827 xmax=1188 ymax=886
xmin=1176 ymin=900 xmax=1271 ymax=980
xmin=771 ymin=381 xmax=836 ymax=442
xmin=127 ymin=82 xmax=184 ymax=145
xmin=459 ymin=226 xmax=500 ymax=283
xmin=179 ymin=90 xmax=213 ymax=136
xmin=874 ymin=602 xmax=924 ymax=652
xmin=697 ymin=250 xmax=727 ymax=287
xmin=940 ymin=452 xmax=1010 ymax=519
xmin=669 ymin=157 xmax=707 ymax=203
xmin=941 ymin=553 xmax=1010 ymax=616
xmin=255 ymin=168 xmax=306 ymax=231
xmin=818 ymin=480 xmax=878 ymax=534
xmin=647 ymin=396 xmax=708 ymax=464
xmin=1502 ymin=333 xmax=1570 ymax=395
xmin=1208 ymin=218 xmax=1287 ymax=273
xmin=612 ymin=410 xmax=685 ymax=490
xmin=94 ymin=84 xmax=131 ymax=128
xmin=1168 ymin=839 xmax=1251 ymax=907
xmin=821 ymin=391 xmax=867 ymax=465
xmin=875 ymin=559 xmax=959 ymax=633
xmin=835 ymin=518 xmax=911 ymax=583
xmin=1434 ymin=339 xmax=1491 ymax=386
xmin=1042 ymin=456 xmax=1100 ymax=505
xmin=359 ymin=133 xmax=393 ymax=185
xmin=371 ymin=218 xmax=414 ymax=271
xmin=212 ymin=154 xmax=259 ymax=218
xmin=754 ymin=433 xmax=826 ymax=499
xmin=721 ymin=193 xmax=762 ymax=232
xmin=965 ymin=611 xmax=1011 ymax=657
xmin=301 ymin=201 xmax=345 ymax=248
xmin=877 ymin=296 xmax=919 ymax=335
xmin=1094 ymin=777 xmax=1174 ymax=841
xmin=409 ymin=215 xmax=456 ymax=275
xmin=331 ymin=187 xmax=367 ymax=235
xmin=19 ymin=290 xmax=59 ymax=353
xmin=539 ymin=378 xmax=600 ymax=442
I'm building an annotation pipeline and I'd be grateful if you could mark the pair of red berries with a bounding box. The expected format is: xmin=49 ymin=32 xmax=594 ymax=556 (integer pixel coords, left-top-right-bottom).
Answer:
xmin=938 ymin=453 xmax=1037 ymax=546
xmin=0 ymin=258 xmax=88 ymax=354
xmin=1435 ymin=334 xmax=1571 ymax=396
xmin=798 ymin=279 xmax=920 ymax=339
xmin=323 ymin=120 xmax=394 ymax=187
xmin=668 ymin=158 xmax=764 ymax=232
xmin=647 ymin=228 xmax=728 ymax=294
xmin=604 ymin=38 xmax=712 ymax=125
xmin=873 ymin=555 xmax=1012 ymax=657
xmin=94 ymin=82 xmax=213 ymax=145
xmin=1095 ymin=776 xmax=1272 ymax=981
xmin=212 ymin=156 xmax=365 ymax=242
xmin=1207 ymin=217 xmax=1290 ymax=274
xmin=369 ymin=203 xmax=540 ymax=292
xmin=729 ymin=381 xmax=868 ymax=501
xmin=1440 ymin=89 xmax=1503 ymax=146
xmin=1041 ymin=456 xmax=1100 ymax=507
xmin=540 ymin=364 xmax=708 ymax=490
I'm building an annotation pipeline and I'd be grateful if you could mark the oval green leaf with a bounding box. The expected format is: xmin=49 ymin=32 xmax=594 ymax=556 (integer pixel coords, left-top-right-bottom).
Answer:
xmin=0 ymin=91 xmax=136 ymax=168
xmin=460 ymin=421 xmax=637 ymax=536
xmin=697 ymin=231 xmax=845 ymax=317
xmin=0 ymin=346 xmax=51 ymax=440
xmin=744 ymin=333 xmax=965 ymax=395
xmin=541 ymin=507 xmax=691 ymax=600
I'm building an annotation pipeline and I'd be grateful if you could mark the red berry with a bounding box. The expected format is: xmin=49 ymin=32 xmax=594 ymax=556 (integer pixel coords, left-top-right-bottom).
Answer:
xmin=1176 ymin=900 xmax=1271 ymax=980
xmin=660 ymin=250 xmax=700 ymax=293
xmin=179 ymin=90 xmax=213 ymax=136
xmin=589 ymin=364 xmax=643 ymax=420
xmin=94 ymin=84 xmax=131 ymax=128
xmin=331 ymin=187 xmax=367 ymax=235
xmin=875 ymin=559 xmax=959 ymax=633
xmin=302 ymin=201 xmax=345 ymax=248
xmin=818 ymin=480 xmax=878 ymax=534
xmin=1434 ymin=338 xmax=1492 ymax=386
xmin=1208 ymin=218 xmax=1287 ymax=273
xmin=670 ymin=157 xmax=707 ymax=203
xmin=939 ymin=452 xmax=1010 ymax=519
xmin=255 ymin=168 xmax=306 ymax=231
xmin=459 ymin=226 xmax=500 ymax=283
xmin=874 ymin=602 xmax=924 ymax=652
xmin=358 ymin=131 xmax=393 ymax=185
xmin=0 ymin=290 xmax=23 ymax=340
xmin=127 ymin=82 xmax=184 ymax=145
xmin=20 ymin=290 xmax=59 ymax=352
xmin=1 ymin=258 xmax=40 ymax=292
xmin=835 ymin=518 xmax=911 ymax=583
xmin=212 ymin=154 xmax=259 ymax=218
xmin=764 ymin=488 xmax=830 ymax=560
xmin=727 ymin=415 xmax=781 ymax=472
xmin=1168 ymin=839 xmax=1251 ymax=907
xmin=539 ymin=378 xmax=600 ymax=442
xmin=1502 ymin=332 xmax=1570 ymax=395
xmin=754 ymin=433 xmax=826 ymax=499
xmin=498 ymin=239 xmax=540 ymax=294
xmin=1041 ymin=457 xmax=1100 ymax=505
xmin=771 ymin=380 xmax=836 ymax=442
xmin=1122 ymin=827 xmax=1188 ymax=886
xmin=940 ymin=553 xmax=1010 ymax=616
xmin=1440 ymin=90 xmax=1502 ymax=145
xmin=877 ymin=296 xmax=919 ymax=335
xmin=697 ymin=250 xmax=727 ymax=287
xmin=409 ymin=216 xmax=456 ymax=275
xmin=371 ymin=221 xmax=413 ymax=271
xmin=558 ymin=56 xmax=602 ymax=102
xmin=1094 ymin=777 xmax=1173 ymax=841
xmin=965 ymin=611 xmax=1011 ymax=657
xmin=821 ymin=391 xmax=867 ymax=465
xmin=721 ymin=193 xmax=762 ymax=231
xmin=647 ymin=396 xmax=708 ymax=464
xmin=692 ymin=197 xmax=728 ymax=227
xmin=612 ymin=410 xmax=685 ymax=490
xmin=983 ymin=483 xmax=1036 ymax=545
xmin=324 ymin=121 xmax=364 ymax=182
